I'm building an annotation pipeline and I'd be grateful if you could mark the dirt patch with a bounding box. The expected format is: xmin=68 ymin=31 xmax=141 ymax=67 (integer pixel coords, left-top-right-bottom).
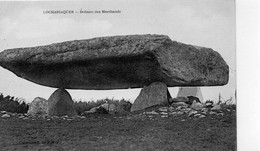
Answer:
xmin=0 ymin=106 xmax=236 ymax=151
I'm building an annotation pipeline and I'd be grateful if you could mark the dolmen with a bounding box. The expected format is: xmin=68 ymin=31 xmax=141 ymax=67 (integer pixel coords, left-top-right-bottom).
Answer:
xmin=0 ymin=34 xmax=229 ymax=114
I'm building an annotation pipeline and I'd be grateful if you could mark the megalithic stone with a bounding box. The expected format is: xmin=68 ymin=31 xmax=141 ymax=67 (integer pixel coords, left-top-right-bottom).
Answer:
xmin=27 ymin=97 xmax=48 ymax=116
xmin=0 ymin=34 xmax=229 ymax=89
xmin=47 ymin=88 xmax=77 ymax=117
xmin=131 ymin=82 xmax=171 ymax=112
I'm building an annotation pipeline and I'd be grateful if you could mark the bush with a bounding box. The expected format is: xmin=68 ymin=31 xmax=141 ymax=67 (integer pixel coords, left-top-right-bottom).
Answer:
xmin=0 ymin=93 xmax=29 ymax=113
xmin=74 ymin=98 xmax=132 ymax=115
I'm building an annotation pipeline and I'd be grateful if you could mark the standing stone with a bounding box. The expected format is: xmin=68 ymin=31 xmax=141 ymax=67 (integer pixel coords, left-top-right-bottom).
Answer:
xmin=131 ymin=82 xmax=171 ymax=112
xmin=47 ymin=89 xmax=77 ymax=117
xmin=27 ymin=97 xmax=48 ymax=116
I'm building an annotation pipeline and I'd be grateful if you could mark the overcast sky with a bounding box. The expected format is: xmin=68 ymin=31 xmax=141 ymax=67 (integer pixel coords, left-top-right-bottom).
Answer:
xmin=0 ymin=0 xmax=236 ymax=103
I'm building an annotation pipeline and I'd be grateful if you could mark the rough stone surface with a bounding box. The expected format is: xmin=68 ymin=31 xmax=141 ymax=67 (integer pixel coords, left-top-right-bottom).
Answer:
xmin=47 ymin=89 xmax=77 ymax=117
xmin=0 ymin=34 xmax=229 ymax=90
xmin=131 ymin=82 xmax=171 ymax=112
xmin=27 ymin=97 xmax=48 ymax=116
xmin=190 ymin=100 xmax=205 ymax=110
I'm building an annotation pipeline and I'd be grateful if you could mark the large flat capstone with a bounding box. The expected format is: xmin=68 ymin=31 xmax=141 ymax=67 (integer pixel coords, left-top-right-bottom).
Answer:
xmin=0 ymin=34 xmax=229 ymax=89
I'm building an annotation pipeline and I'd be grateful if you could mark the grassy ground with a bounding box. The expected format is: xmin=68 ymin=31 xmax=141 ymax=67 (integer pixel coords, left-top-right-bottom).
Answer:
xmin=0 ymin=106 xmax=236 ymax=151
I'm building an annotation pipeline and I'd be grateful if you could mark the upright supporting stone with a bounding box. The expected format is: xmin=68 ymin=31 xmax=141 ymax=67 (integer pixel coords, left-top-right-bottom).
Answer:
xmin=47 ymin=88 xmax=77 ymax=117
xmin=131 ymin=82 xmax=171 ymax=112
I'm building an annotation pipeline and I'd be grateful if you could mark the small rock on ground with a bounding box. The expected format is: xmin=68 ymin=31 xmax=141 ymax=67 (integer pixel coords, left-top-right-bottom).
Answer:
xmin=209 ymin=111 xmax=217 ymax=115
xmin=194 ymin=114 xmax=201 ymax=117
xmin=190 ymin=101 xmax=204 ymax=110
xmin=1 ymin=114 xmax=11 ymax=118
xmin=160 ymin=112 xmax=168 ymax=115
xmin=161 ymin=115 xmax=168 ymax=118
xmin=211 ymin=104 xmax=221 ymax=111
xmin=188 ymin=110 xmax=198 ymax=117
xmin=145 ymin=111 xmax=159 ymax=115
xmin=199 ymin=115 xmax=206 ymax=118
xmin=217 ymin=113 xmax=224 ymax=116
xmin=201 ymin=108 xmax=208 ymax=112
xmin=158 ymin=107 xmax=168 ymax=112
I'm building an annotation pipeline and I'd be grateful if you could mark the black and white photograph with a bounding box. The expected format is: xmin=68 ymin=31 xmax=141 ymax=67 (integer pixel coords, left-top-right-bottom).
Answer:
xmin=0 ymin=0 xmax=258 ymax=150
